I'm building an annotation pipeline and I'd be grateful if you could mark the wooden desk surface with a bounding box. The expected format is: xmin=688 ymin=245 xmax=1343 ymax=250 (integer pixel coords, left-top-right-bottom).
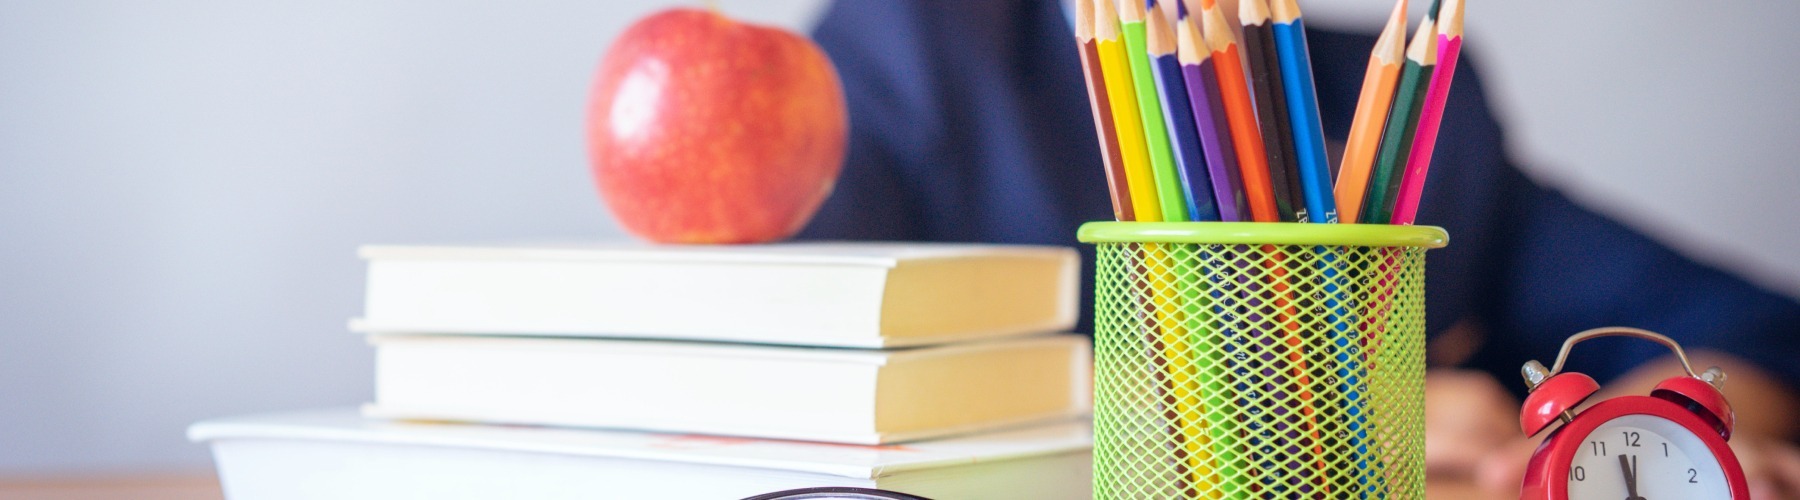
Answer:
xmin=0 ymin=472 xmax=1511 ymax=499
xmin=0 ymin=473 xmax=222 ymax=500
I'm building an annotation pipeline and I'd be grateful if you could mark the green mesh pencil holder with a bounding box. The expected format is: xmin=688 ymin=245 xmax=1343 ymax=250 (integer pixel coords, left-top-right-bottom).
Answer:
xmin=1079 ymin=222 xmax=1448 ymax=499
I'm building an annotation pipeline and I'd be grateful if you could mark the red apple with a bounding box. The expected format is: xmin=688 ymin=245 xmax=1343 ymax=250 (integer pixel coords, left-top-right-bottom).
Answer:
xmin=588 ymin=8 xmax=847 ymax=244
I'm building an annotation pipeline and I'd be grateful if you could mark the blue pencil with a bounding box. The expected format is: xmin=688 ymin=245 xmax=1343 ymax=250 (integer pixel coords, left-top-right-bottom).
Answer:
xmin=1271 ymin=1 xmax=1366 ymax=495
xmin=1269 ymin=0 xmax=1337 ymax=224
xmin=1146 ymin=0 xmax=1221 ymax=221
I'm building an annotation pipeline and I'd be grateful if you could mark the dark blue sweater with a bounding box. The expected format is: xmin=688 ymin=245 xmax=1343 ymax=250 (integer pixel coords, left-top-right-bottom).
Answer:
xmin=798 ymin=0 xmax=1800 ymax=394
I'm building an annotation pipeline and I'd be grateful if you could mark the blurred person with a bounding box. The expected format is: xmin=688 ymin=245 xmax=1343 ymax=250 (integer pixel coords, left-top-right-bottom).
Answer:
xmin=796 ymin=0 xmax=1800 ymax=496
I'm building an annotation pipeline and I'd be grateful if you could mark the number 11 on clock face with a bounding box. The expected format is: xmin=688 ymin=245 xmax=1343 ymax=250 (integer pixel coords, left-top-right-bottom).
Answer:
xmin=1564 ymin=415 xmax=1732 ymax=499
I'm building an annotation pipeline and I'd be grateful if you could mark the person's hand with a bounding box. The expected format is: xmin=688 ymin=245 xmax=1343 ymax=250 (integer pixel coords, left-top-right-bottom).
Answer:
xmin=1423 ymin=369 xmax=1528 ymax=480
xmin=1728 ymin=435 xmax=1800 ymax=499
xmin=1424 ymin=369 xmax=1800 ymax=499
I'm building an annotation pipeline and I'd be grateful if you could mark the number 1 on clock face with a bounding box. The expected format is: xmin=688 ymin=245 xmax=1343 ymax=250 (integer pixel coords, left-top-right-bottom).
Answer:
xmin=1565 ymin=415 xmax=1730 ymax=499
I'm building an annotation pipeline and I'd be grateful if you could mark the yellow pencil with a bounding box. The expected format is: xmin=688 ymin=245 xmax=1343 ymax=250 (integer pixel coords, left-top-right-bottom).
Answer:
xmin=1095 ymin=0 xmax=1164 ymax=221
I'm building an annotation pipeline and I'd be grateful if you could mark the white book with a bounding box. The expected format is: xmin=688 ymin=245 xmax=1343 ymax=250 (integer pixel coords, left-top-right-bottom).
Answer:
xmin=365 ymin=334 xmax=1092 ymax=444
xmin=190 ymin=409 xmax=1093 ymax=500
xmin=354 ymin=242 xmax=1080 ymax=348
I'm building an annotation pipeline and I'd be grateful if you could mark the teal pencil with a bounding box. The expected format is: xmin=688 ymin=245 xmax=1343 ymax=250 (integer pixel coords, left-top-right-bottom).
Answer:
xmin=1361 ymin=15 xmax=1437 ymax=224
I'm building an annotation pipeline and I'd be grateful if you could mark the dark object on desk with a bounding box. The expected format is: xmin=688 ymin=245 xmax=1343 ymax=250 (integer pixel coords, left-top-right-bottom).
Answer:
xmin=743 ymin=487 xmax=932 ymax=500
xmin=798 ymin=0 xmax=1800 ymax=394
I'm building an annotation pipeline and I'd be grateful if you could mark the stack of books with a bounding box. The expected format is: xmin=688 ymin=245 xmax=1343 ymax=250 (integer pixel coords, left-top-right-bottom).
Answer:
xmin=191 ymin=243 xmax=1095 ymax=499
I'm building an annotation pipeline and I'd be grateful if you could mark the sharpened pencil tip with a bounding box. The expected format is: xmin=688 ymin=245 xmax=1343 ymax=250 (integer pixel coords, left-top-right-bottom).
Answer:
xmin=1094 ymin=0 xmax=1122 ymax=40
xmin=1075 ymin=0 xmax=1093 ymax=40
xmin=1238 ymin=0 xmax=1270 ymax=25
xmin=1437 ymin=0 xmax=1465 ymax=37
xmin=1118 ymin=0 xmax=1145 ymax=22
xmin=1269 ymin=0 xmax=1301 ymax=23
xmin=1200 ymin=0 xmax=1240 ymax=50
xmin=1371 ymin=0 xmax=1407 ymax=63
xmin=1404 ymin=19 xmax=1435 ymax=64
xmin=1145 ymin=2 xmax=1178 ymax=56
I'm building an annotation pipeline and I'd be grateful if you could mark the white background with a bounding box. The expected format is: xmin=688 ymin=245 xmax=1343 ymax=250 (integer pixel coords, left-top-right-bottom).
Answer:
xmin=1 ymin=0 xmax=1794 ymax=472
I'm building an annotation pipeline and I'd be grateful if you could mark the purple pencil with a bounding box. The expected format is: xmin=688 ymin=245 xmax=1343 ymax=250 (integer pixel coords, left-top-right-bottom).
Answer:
xmin=1175 ymin=2 xmax=1247 ymax=222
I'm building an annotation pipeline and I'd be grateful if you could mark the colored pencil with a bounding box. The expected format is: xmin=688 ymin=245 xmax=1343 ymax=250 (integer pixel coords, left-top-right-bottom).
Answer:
xmin=1268 ymin=5 xmax=1357 ymax=495
xmin=1239 ymin=0 xmax=1305 ymax=222
xmin=1107 ymin=9 xmax=1208 ymax=495
xmin=1166 ymin=11 xmax=1247 ymax=499
xmin=1391 ymin=0 xmax=1464 ymax=225
xmin=1149 ymin=9 xmax=1226 ymax=494
xmin=1360 ymin=14 xmax=1437 ymax=224
xmin=1146 ymin=0 xmax=1222 ymax=221
xmin=1198 ymin=1 xmax=1309 ymax=495
xmin=1334 ymin=0 xmax=1407 ymax=225
xmin=1094 ymin=0 xmax=1166 ymax=222
xmin=1176 ymin=5 xmax=1247 ymax=222
xmin=1195 ymin=0 xmax=1279 ymax=223
xmin=1269 ymin=0 xmax=1337 ymax=224
xmin=1119 ymin=0 xmax=1192 ymax=221
xmin=1075 ymin=0 xmax=1136 ymax=222
xmin=1147 ymin=11 xmax=1234 ymax=491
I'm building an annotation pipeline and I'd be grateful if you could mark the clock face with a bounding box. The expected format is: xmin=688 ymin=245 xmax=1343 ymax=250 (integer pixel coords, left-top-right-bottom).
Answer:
xmin=1565 ymin=414 xmax=1730 ymax=499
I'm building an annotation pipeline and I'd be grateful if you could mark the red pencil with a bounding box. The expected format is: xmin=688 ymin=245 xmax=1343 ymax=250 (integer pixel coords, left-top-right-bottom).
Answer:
xmin=1076 ymin=0 xmax=1136 ymax=221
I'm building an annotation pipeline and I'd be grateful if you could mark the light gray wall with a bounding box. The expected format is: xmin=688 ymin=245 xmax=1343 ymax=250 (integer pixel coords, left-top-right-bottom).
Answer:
xmin=1 ymin=0 xmax=1794 ymax=472
xmin=1301 ymin=0 xmax=1800 ymax=295
xmin=0 ymin=0 xmax=825 ymax=472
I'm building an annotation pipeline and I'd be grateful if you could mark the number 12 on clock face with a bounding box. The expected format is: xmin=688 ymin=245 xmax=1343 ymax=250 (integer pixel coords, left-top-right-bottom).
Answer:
xmin=1564 ymin=415 xmax=1730 ymax=500
xmin=1516 ymin=328 xmax=1748 ymax=499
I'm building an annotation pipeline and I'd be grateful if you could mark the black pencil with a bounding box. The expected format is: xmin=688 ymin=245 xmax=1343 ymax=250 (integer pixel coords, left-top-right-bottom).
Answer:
xmin=1239 ymin=0 xmax=1305 ymax=223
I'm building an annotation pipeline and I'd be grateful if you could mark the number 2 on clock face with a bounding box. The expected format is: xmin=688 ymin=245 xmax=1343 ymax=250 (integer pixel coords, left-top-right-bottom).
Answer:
xmin=1565 ymin=415 xmax=1731 ymax=499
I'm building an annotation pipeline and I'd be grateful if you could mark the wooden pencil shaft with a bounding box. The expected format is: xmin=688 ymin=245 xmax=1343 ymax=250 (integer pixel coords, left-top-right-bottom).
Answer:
xmin=1361 ymin=59 xmax=1432 ymax=224
xmin=1152 ymin=53 xmax=1223 ymax=221
xmin=1363 ymin=18 xmax=1437 ymax=223
xmin=1185 ymin=60 xmax=1249 ymax=223
xmin=1122 ymin=20 xmax=1193 ymax=222
xmin=1147 ymin=6 xmax=1220 ymax=221
xmin=1201 ymin=4 xmax=1278 ymax=223
xmin=1242 ymin=21 xmax=1304 ymax=223
xmin=1079 ymin=39 xmax=1136 ymax=222
xmin=1095 ymin=0 xmax=1165 ymax=222
xmin=1391 ymin=35 xmax=1460 ymax=225
xmin=1271 ymin=17 xmax=1338 ymax=223
xmin=1177 ymin=11 xmax=1247 ymax=223
xmin=1334 ymin=0 xmax=1406 ymax=224
xmin=1334 ymin=56 xmax=1399 ymax=225
xmin=1391 ymin=0 xmax=1464 ymax=224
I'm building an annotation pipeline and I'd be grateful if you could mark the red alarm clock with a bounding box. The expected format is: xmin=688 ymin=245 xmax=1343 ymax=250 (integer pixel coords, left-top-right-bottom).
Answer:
xmin=1517 ymin=327 xmax=1749 ymax=499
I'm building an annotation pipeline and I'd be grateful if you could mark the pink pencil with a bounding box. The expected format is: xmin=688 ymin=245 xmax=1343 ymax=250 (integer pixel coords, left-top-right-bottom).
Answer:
xmin=1389 ymin=0 xmax=1463 ymax=225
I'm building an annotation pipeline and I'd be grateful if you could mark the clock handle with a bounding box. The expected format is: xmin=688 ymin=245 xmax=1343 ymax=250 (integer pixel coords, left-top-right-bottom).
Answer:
xmin=1528 ymin=327 xmax=1725 ymax=390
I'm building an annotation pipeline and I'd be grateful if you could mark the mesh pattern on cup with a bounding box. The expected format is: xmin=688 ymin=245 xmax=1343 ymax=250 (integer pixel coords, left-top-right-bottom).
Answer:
xmin=1092 ymin=242 xmax=1427 ymax=499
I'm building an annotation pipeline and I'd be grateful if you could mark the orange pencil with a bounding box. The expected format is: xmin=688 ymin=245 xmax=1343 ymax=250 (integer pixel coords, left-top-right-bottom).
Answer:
xmin=1194 ymin=0 xmax=1279 ymax=222
xmin=1334 ymin=0 xmax=1407 ymax=224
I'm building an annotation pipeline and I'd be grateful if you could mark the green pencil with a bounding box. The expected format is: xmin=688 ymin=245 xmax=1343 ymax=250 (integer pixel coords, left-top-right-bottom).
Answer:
xmin=1360 ymin=16 xmax=1437 ymax=224
xmin=1119 ymin=0 xmax=1191 ymax=222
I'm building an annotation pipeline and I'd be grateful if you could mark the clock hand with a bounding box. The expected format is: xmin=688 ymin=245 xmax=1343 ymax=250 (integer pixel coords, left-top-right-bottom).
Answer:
xmin=1619 ymin=454 xmax=1645 ymax=500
